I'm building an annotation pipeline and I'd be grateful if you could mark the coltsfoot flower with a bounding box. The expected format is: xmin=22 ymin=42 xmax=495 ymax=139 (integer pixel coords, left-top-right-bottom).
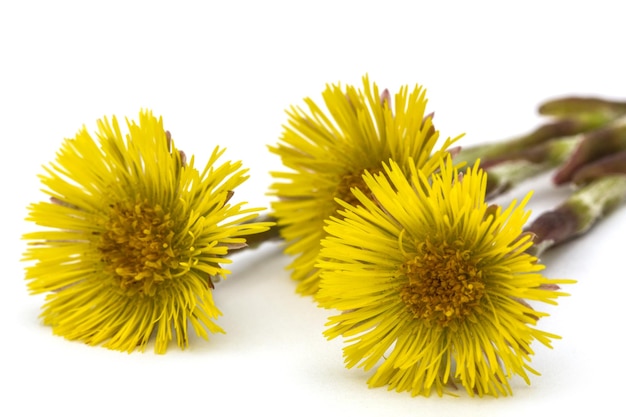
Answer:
xmin=23 ymin=110 xmax=269 ymax=353
xmin=317 ymin=157 xmax=572 ymax=397
xmin=269 ymin=75 xmax=459 ymax=295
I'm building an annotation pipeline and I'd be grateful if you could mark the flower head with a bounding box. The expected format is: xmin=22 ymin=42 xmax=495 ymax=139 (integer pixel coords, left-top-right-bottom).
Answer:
xmin=23 ymin=110 xmax=269 ymax=353
xmin=317 ymin=157 xmax=572 ymax=397
xmin=269 ymin=75 xmax=459 ymax=295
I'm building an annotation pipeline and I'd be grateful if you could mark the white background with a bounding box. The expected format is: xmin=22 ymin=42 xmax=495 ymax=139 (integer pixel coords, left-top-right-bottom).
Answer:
xmin=1 ymin=1 xmax=624 ymax=415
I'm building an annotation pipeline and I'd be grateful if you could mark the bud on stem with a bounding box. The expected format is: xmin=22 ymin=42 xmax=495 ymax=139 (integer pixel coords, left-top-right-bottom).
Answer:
xmin=457 ymin=96 xmax=626 ymax=169
xmin=526 ymin=175 xmax=626 ymax=256
xmin=538 ymin=96 xmax=626 ymax=122
xmin=483 ymin=136 xmax=580 ymax=198
xmin=571 ymin=150 xmax=626 ymax=185
xmin=553 ymin=116 xmax=626 ymax=184
xmin=456 ymin=118 xmax=600 ymax=167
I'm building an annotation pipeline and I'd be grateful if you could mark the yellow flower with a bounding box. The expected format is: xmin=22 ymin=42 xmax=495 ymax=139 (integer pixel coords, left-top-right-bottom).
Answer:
xmin=269 ymin=75 xmax=459 ymax=295
xmin=317 ymin=157 xmax=572 ymax=397
xmin=23 ymin=110 xmax=269 ymax=353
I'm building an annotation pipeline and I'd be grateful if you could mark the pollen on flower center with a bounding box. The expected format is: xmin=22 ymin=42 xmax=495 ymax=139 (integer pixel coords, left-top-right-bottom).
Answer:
xmin=99 ymin=200 xmax=178 ymax=296
xmin=399 ymin=239 xmax=485 ymax=326
xmin=334 ymin=167 xmax=383 ymax=208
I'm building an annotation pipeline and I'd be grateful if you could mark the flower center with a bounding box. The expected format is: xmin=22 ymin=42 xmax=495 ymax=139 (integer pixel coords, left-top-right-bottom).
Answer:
xmin=99 ymin=200 xmax=178 ymax=296
xmin=334 ymin=167 xmax=382 ymax=208
xmin=399 ymin=239 xmax=484 ymax=326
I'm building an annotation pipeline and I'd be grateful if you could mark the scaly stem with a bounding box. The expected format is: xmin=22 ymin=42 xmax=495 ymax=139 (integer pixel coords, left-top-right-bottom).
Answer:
xmin=526 ymin=175 xmax=626 ymax=257
xmin=457 ymin=96 xmax=626 ymax=168
xmin=484 ymin=136 xmax=580 ymax=198
xmin=456 ymin=118 xmax=598 ymax=167
xmin=238 ymin=213 xmax=282 ymax=250
xmin=570 ymin=150 xmax=626 ymax=185
xmin=538 ymin=96 xmax=626 ymax=120
xmin=553 ymin=116 xmax=626 ymax=184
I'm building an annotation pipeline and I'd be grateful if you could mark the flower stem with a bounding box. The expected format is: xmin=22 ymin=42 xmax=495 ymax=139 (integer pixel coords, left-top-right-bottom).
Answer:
xmin=239 ymin=213 xmax=282 ymax=250
xmin=525 ymin=175 xmax=626 ymax=257
xmin=457 ymin=96 xmax=626 ymax=169
xmin=570 ymin=150 xmax=626 ymax=185
xmin=538 ymin=96 xmax=626 ymax=121
xmin=459 ymin=115 xmax=626 ymax=198
xmin=483 ymin=136 xmax=580 ymax=198
xmin=456 ymin=118 xmax=598 ymax=168
xmin=553 ymin=116 xmax=626 ymax=184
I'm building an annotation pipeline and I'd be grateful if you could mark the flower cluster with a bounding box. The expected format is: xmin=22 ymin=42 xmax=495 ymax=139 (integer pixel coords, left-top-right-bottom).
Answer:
xmin=268 ymin=75 xmax=460 ymax=295
xmin=267 ymin=80 xmax=626 ymax=396
xmin=22 ymin=76 xmax=626 ymax=398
